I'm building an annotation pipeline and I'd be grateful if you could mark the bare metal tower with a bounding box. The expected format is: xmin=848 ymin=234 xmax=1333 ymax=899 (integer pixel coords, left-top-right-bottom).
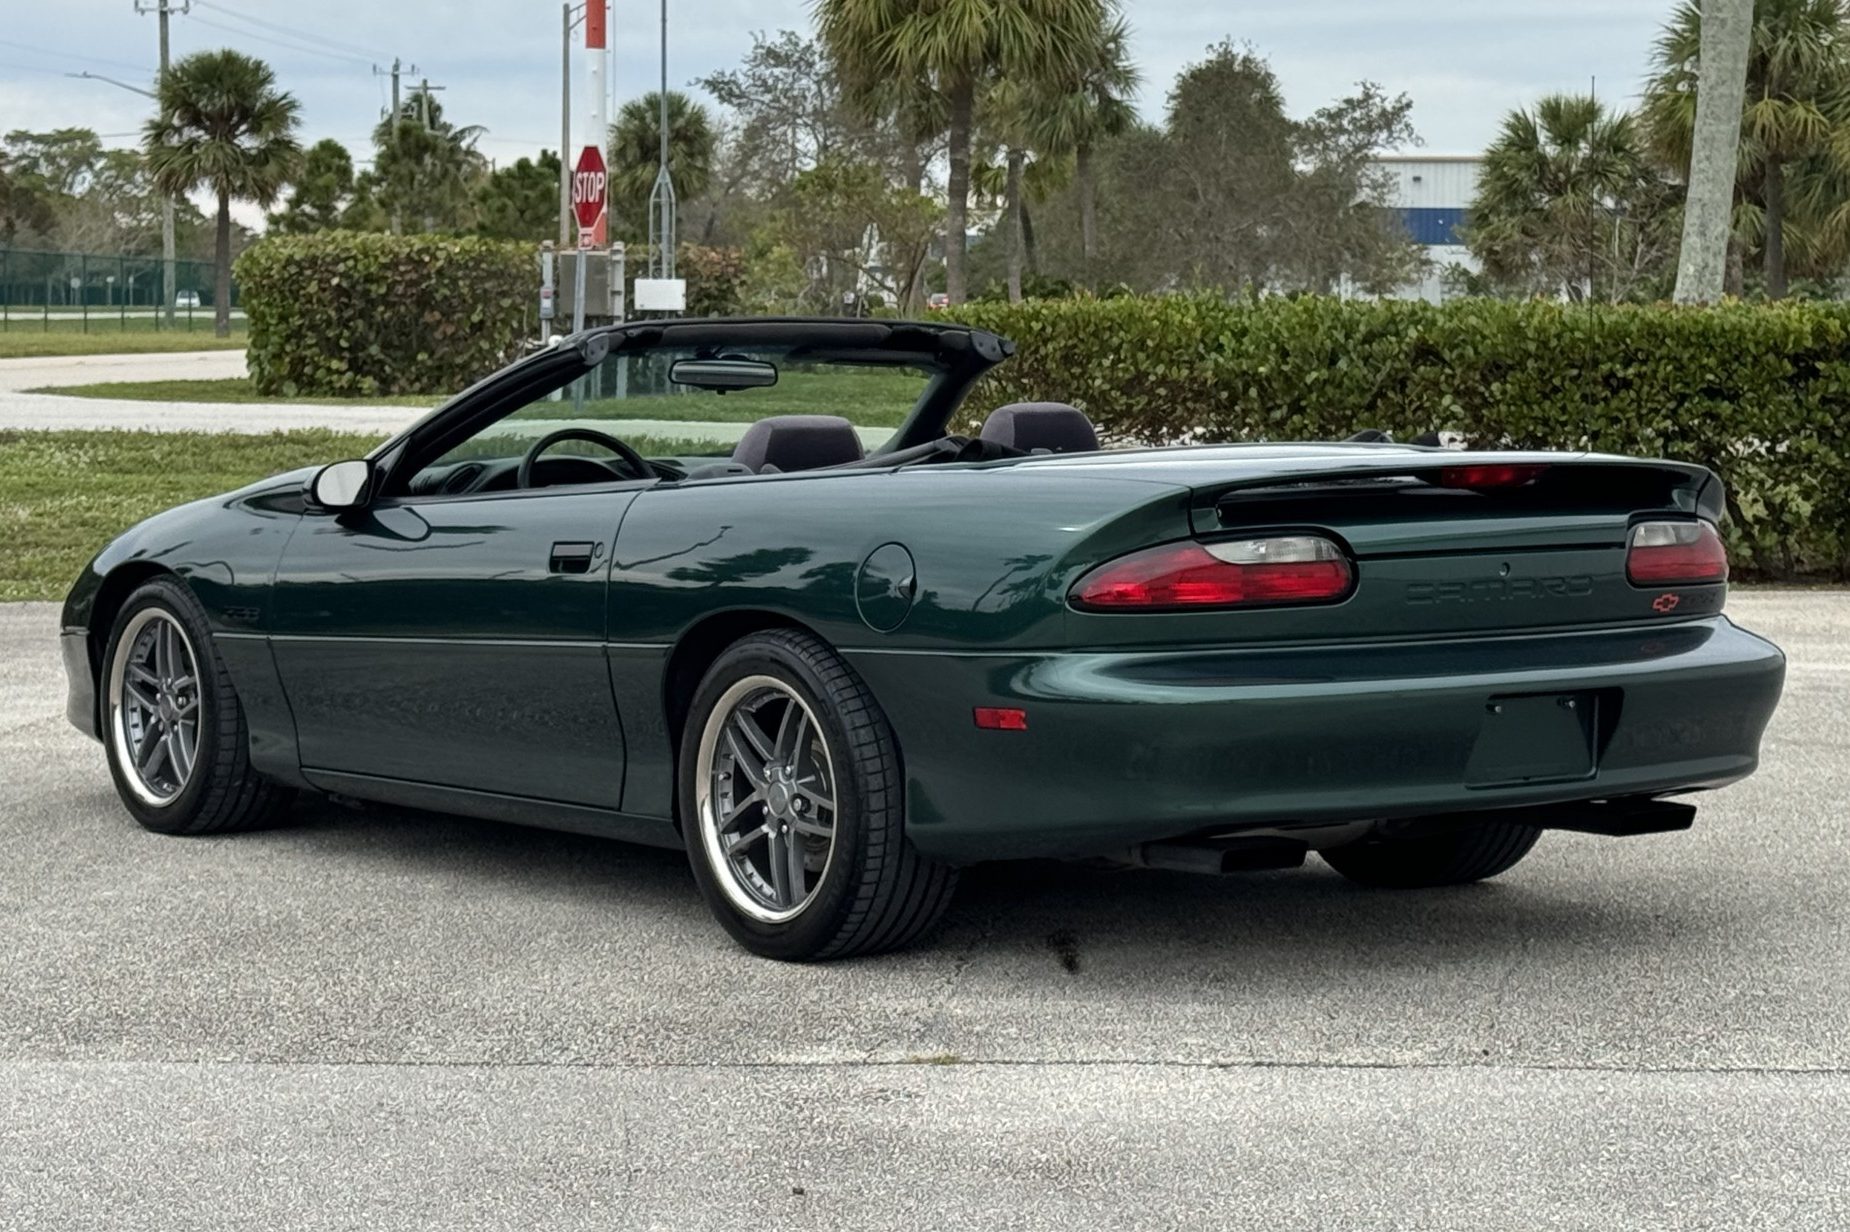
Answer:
xmin=646 ymin=0 xmax=675 ymax=279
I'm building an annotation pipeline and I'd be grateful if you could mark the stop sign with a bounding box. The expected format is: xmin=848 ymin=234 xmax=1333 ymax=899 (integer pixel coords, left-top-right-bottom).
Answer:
xmin=571 ymin=145 xmax=607 ymax=233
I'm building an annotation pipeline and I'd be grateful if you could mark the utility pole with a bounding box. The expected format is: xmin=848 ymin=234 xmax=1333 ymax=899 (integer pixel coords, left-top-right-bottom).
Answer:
xmin=1675 ymin=0 xmax=1754 ymax=304
xmin=135 ymin=0 xmax=188 ymax=328
xmin=560 ymin=5 xmax=572 ymax=246
xmin=585 ymin=0 xmax=609 ymax=248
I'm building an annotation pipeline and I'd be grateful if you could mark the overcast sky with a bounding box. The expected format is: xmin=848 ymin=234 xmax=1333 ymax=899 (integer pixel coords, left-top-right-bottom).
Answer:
xmin=3 ymin=0 xmax=1676 ymax=218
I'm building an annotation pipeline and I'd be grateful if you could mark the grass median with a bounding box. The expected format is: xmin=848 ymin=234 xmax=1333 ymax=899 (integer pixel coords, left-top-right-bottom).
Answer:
xmin=0 ymin=429 xmax=720 ymax=602
xmin=0 ymin=329 xmax=247 ymax=360
xmin=35 ymin=364 xmax=923 ymax=426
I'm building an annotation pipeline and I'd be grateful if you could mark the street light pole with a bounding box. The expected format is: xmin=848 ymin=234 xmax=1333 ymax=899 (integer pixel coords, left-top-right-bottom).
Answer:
xmin=135 ymin=0 xmax=188 ymax=328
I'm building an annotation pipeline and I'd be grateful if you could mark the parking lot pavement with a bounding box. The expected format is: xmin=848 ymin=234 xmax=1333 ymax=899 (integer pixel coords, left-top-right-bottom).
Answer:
xmin=1 ymin=593 xmax=1846 ymax=1229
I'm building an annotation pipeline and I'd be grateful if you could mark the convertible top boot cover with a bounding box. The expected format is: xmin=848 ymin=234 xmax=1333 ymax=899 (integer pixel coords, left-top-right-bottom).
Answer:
xmin=732 ymin=416 xmax=865 ymax=473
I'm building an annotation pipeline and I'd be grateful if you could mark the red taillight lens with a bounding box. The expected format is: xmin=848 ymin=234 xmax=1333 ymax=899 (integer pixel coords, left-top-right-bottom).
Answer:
xmin=1435 ymin=464 xmax=1548 ymax=490
xmin=1071 ymin=536 xmax=1354 ymax=611
xmin=1626 ymin=521 xmax=1728 ymax=585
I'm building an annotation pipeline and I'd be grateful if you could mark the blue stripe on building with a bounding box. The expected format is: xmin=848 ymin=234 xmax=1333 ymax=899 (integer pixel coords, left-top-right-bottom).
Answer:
xmin=1398 ymin=208 xmax=1468 ymax=246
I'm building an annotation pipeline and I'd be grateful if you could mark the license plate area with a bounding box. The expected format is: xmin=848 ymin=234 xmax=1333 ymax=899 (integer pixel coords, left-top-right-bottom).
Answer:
xmin=1466 ymin=692 xmax=1597 ymax=787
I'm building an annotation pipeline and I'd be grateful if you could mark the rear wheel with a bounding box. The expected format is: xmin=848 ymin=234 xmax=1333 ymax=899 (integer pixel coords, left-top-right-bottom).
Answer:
xmin=1320 ymin=819 xmax=1541 ymax=889
xmin=101 ymin=577 xmax=294 ymax=835
xmin=679 ymin=628 xmax=957 ymax=961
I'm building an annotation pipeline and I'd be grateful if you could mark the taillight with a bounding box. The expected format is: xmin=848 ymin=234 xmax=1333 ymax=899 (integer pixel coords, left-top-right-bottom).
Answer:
xmin=1627 ymin=521 xmax=1728 ymax=585
xmin=1435 ymin=464 xmax=1548 ymax=490
xmin=1071 ymin=536 xmax=1354 ymax=611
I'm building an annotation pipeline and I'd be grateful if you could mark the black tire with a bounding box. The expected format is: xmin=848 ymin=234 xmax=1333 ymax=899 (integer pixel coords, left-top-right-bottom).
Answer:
xmin=678 ymin=628 xmax=957 ymax=961
xmin=1320 ymin=819 xmax=1541 ymax=889
xmin=100 ymin=576 xmax=295 ymax=835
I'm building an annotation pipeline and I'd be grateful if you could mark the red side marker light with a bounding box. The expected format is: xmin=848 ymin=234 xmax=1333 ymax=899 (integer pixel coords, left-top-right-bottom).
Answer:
xmin=973 ymin=707 xmax=1029 ymax=731
xmin=1436 ymin=464 xmax=1548 ymax=490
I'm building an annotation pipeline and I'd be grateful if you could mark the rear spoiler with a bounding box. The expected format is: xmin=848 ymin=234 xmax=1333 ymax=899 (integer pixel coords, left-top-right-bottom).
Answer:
xmin=1189 ymin=452 xmax=1723 ymax=536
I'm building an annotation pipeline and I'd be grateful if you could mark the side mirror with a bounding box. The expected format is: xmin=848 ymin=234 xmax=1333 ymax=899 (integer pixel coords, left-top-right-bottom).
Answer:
xmin=670 ymin=357 xmax=778 ymax=392
xmin=309 ymin=459 xmax=374 ymax=512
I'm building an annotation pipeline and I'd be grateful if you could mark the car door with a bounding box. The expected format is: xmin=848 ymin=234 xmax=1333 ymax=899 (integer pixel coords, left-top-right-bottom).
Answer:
xmin=269 ymin=482 xmax=639 ymax=809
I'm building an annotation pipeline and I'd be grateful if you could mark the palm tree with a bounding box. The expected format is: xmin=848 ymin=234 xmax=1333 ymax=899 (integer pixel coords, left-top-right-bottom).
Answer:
xmin=1466 ymin=95 xmax=1659 ymax=300
xmin=1029 ymin=11 xmax=1138 ymax=272
xmin=609 ymin=91 xmax=716 ymax=242
xmin=1644 ymin=0 xmax=1850 ymax=298
xmin=817 ymin=0 xmax=1113 ymax=305
xmin=144 ymin=49 xmax=301 ymax=337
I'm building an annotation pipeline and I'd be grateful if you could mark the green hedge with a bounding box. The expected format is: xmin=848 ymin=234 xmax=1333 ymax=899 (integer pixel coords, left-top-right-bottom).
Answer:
xmin=950 ymin=296 xmax=1850 ymax=581
xmin=237 ymin=233 xmax=532 ymax=397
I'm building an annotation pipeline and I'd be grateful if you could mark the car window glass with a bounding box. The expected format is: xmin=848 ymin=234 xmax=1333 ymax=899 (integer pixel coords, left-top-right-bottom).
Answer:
xmin=411 ymin=345 xmax=929 ymax=489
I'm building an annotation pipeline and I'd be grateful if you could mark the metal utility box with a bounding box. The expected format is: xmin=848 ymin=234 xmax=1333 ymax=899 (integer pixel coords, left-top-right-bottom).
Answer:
xmin=543 ymin=244 xmax=626 ymax=328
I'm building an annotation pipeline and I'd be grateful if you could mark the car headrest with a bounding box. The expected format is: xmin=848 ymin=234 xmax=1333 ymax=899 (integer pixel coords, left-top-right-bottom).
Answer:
xmin=731 ymin=415 xmax=865 ymax=474
xmin=979 ymin=402 xmax=1100 ymax=454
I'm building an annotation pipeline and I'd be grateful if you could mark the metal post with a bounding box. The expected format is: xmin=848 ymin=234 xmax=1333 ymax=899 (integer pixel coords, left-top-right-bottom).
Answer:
xmin=539 ymin=243 xmax=556 ymax=344
xmin=560 ymin=3 xmax=573 ymax=248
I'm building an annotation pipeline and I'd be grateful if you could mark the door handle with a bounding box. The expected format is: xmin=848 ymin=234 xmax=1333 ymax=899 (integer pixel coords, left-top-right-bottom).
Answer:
xmin=548 ymin=540 xmax=602 ymax=575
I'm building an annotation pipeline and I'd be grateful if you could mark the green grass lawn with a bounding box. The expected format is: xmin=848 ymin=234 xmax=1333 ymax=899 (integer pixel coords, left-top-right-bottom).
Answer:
xmin=35 ymin=364 xmax=927 ymax=427
xmin=0 ymin=429 xmax=720 ymax=601
xmin=0 ymin=329 xmax=247 ymax=359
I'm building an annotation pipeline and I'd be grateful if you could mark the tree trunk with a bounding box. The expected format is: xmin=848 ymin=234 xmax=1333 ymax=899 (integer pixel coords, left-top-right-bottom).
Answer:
xmin=1674 ymin=0 xmax=1754 ymax=304
xmin=1005 ymin=147 xmax=1025 ymax=304
xmin=1764 ymin=158 xmax=1788 ymax=299
xmin=214 ymin=187 xmax=232 ymax=339
xmin=1022 ymin=199 xmax=1039 ymax=277
xmin=944 ymin=76 xmax=975 ymax=306
xmin=1077 ymin=142 xmax=1098 ymax=273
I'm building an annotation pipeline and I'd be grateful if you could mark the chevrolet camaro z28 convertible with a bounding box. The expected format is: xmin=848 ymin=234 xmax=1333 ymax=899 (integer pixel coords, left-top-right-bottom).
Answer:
xmin=61 ymin=318 xmax=1786 ymax=960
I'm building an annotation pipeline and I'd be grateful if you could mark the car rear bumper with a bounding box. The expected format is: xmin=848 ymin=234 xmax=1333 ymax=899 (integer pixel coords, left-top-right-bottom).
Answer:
xmin=845 ymin=616 xmax=1786 ymax=863
xmin=61 ymin=628 xmax=98 ymax=740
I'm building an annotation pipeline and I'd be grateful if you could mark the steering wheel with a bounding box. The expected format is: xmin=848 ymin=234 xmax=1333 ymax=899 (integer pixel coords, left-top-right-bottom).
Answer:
xmin=517 ymin=427 xmax=653 ymax=489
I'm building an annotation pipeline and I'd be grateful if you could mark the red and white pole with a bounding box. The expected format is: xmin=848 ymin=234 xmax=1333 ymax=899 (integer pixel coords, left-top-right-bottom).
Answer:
xmin=584 ymin=0 xmax=610 ymax=248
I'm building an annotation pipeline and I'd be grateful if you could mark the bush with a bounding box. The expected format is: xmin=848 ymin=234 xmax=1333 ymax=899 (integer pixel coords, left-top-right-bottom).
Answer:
xmin=949 ymin=296 xmax=1850 ymax=581
xmin=237 ymin=232 xmax=533 ymax=397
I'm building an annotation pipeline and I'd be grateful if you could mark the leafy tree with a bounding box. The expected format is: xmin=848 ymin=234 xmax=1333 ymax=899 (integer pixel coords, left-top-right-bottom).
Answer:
xmin=268 ymin=138 xmax=355 ymax=234
xmin=817 ymin=0 xmax=1114 ymax=305
xmin=368 ymin=90 xmax=487 ymax=234
xmin=1643 ymin=0 xmax=1850 ymax=297
xmin=1467 ymin=95 xmax=1678 ymax=301
xmin=609 ymin=91 xmax=716 ymax=242
xmin=473 ymin=151 xmax=561 ymax=242
xmin=772 ymin=156 xmax=943 ymax=312
xmin=698 ymin=31 xmax=858 ymax=192
xmin=144 ymin=49 xmax=301 ymax=336
xmin=0 ymin=152 xmax=53 ymax=244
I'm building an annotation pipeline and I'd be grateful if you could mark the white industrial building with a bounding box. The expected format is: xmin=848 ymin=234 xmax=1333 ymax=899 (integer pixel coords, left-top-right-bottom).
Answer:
xmin=1372 ymin=154 xmax=1483 ymax=303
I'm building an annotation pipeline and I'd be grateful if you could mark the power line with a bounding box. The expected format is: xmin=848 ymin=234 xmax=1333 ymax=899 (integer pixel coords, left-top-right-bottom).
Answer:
xmin=181 ymin=13 xmax=377 ymax=68
xmin=188 ymin=0 xmax=393 ymax=64
xmin=0 ymin=38 xmax=153 ymax=75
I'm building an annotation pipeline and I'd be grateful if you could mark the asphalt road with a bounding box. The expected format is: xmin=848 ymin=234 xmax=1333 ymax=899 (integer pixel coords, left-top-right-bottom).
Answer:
xmin=1 ymin=594 xmax=1846 ymax=1229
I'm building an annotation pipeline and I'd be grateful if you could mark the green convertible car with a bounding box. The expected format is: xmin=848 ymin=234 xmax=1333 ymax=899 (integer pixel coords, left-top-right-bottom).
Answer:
xmin=61 ymin=318 xmax=1786 ymax=960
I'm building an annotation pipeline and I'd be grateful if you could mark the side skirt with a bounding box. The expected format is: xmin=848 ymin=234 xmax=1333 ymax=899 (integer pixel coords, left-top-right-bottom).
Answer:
xmin=300 ymin=768 xmax=685 ymax=850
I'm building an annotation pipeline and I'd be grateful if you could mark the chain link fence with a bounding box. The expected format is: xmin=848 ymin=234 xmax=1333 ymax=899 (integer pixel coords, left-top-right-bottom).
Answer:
xmin=0 ymin=247 xmax=243 ymax=333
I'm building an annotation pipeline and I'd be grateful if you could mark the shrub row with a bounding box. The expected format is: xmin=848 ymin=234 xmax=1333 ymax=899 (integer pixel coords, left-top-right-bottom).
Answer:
xmin=238 ymin=233 xmax=533 ymax=398
xmin=950 ymin=296 xmax=1850 ymax=580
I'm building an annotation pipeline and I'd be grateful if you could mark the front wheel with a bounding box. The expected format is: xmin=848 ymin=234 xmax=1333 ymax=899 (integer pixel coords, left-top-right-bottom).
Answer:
xmin=679 ymin=629 xmax=957 ymax=961
xmin=1320 ymin=819 xmax=1541 ymax=889
xmin=101 ymin=577 xmax=295 ymax=835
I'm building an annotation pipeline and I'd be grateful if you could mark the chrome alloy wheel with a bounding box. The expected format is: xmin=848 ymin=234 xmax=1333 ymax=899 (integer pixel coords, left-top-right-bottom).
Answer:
xmin=694 ymin=675 xmax=840 ymax=923
xmin=107 ymin=608 xmax=204 ymax=807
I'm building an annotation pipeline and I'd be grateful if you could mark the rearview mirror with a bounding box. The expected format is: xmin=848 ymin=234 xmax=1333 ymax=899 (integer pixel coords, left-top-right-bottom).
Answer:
xmin=670 ymin=357 xmax=778 ymax=392
xmin=309 ymin=459 xmax=374 ymax=511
